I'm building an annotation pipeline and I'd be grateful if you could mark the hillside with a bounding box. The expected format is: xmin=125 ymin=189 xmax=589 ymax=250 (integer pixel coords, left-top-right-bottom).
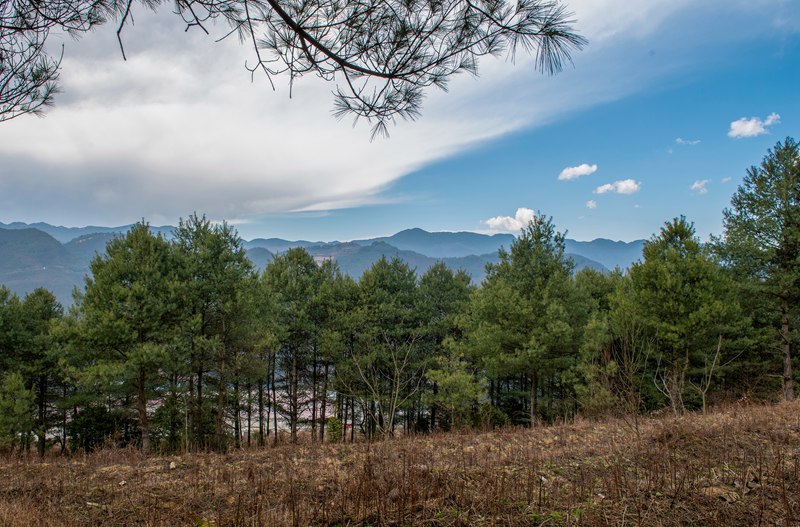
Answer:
xmin=0 ymin=400 xmax=797 ymax=526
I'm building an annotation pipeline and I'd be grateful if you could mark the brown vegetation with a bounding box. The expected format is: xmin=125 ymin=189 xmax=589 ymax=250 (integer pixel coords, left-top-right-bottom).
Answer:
xmin=0 ymin=400 xmax=798 ymax=526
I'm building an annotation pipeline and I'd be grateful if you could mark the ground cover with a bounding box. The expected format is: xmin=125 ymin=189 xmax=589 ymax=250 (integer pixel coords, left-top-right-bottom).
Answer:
xmin=0 ymin=401 xmax=798 ymax=526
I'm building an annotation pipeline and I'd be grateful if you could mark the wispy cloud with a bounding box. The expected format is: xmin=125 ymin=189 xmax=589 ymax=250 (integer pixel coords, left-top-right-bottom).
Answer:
xmin=483 ymin=208 xmax=536 ymax=233
xmin=721 ymin=176 xmax=732 ymax=183
xmin=559 ymin=163 xmax=598 ymax=181
xmin=728 ymin=112 xmax=781 ymax=138
xmin=586 ymin=200 xmax=598 ymax=209
xmin=594 ymin=179 xmax=641 ymax=195
xmin=675 ymin=137 xmax=701 ymax=145
xmin=690 ymin=179 xmax=710 ymax=194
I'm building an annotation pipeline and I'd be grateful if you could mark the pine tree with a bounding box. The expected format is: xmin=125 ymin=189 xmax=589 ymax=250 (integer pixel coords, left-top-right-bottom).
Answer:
xmin=716 ymin=138 xmax=800 ymax=400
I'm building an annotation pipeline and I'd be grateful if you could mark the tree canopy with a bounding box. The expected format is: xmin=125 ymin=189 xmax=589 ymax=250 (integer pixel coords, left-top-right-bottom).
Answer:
xmin=0 ymin=0 xmax=586 ymax=134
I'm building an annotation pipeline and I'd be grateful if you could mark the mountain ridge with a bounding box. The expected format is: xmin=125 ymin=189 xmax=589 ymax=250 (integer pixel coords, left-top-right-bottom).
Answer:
xmin=1 ymin=222 xmax=644 ymax=306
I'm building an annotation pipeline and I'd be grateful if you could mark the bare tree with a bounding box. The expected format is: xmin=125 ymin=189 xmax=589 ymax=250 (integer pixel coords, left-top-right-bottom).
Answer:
xmin=1 ymin=0 xmax=586 ymax=133
xmin=343 ymin=333 xmax=424 ymax=439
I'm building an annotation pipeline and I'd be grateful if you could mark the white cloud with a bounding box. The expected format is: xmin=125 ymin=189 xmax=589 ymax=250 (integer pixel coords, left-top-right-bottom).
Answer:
xmin=586 ymin=200 xmax=598 ymax=209
xmin=559 ymin=163 xmax=598 ymax=181
xmin=594 ymin=179 xmax=641 ymax=195
xmin=721 ymin=176 xmax=732 ymax=183
xmin=676 ymin=137 xmax=701 ymax=145
xmin=690 ymin=179 xmax=711 ymax=194
xmin=728 ymin=112 xmax=781 ymax=138
xmin=484 ymin=208 xmax=537 ymax=233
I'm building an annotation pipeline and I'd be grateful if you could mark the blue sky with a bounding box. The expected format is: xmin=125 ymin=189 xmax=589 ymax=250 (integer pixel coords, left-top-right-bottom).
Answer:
xmin=0 ymin=0 xmax=798 ymax=242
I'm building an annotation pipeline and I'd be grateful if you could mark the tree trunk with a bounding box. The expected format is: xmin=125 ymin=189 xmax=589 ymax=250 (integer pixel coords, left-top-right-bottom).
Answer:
xmin=258 ymin=380 xmax=265 ymax=447
xmin=271 ymin=352 xmax=279 ymax=446
xmin=216 ymin=369 xmax=226 ymax=451
xmin=290 ymin=344 xmax=298 ymax=444
xmin=196 ymin=367 xmax=204 ymax=450
xmin=37 ymin=375 xmax=47 ymax=458
xmin=530 ymin=371 xmax=538 ymax=426
xmin=430 ymin=382 xmax=438 ymax=432
xmin=246 ymin=382 xmax=252 ymax=448
xmin=137 ymin=368 xmax=150 ymax=455
xmin=311 ymin=348 xmax=318 ymax=443
xmin=319 ymin=363 xmax=329 ymax=442
xmin=781 ymin=296 xmax=795 ymax=400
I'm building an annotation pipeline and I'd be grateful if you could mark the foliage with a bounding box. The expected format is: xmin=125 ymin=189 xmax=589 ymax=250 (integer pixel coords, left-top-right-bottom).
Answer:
xmin=624 ymin=217 xmax=739 ymax=414
xmin=715 ymin=138 xmax=800 ymax=400
xmin=0 ymin=371 xmax=33 ymax=449
xmin=0 ymin=0 xmax=585 ymax=133
xmin=462 ymin=213 xmax=585 ymax=425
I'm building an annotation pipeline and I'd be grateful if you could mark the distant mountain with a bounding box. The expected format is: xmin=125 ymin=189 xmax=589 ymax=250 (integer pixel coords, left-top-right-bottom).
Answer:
xmin=0 ymin=228 xmax=74 ymax=271
xmin=244 ymin=238 xmax=324 ymax=253
xmin=303 ymin=242 xmax=607 ymax=284
xmin=353 ymin=228 xmax=516 ymax=258
xmin=64 ymin=233 xmax=119 ymax=263
xmin=245 ymin=247 xmax=275 ymax=270
xmin=0 ymin=228 xmax=85 ymax=304
xmin=564 ymin=238 xmax=645 ymax=270
xmin=0 ymin=222 xmax=174 ymax=243
xmin=1 ymin=223 xmax=642 ymax=306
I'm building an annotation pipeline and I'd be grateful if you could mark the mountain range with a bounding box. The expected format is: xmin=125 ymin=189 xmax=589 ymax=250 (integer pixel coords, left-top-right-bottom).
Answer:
xmin=0 ymin=222 xmax=645 ymax=306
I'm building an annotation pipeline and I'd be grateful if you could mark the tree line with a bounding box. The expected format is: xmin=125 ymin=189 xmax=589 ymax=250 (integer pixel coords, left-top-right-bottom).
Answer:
xmin=0 ymin=138 xmax=798 ymax=456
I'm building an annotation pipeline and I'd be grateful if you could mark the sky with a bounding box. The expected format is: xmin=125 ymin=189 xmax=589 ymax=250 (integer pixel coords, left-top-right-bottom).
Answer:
xmin=0 ymin=0 xmax=798 ymax=242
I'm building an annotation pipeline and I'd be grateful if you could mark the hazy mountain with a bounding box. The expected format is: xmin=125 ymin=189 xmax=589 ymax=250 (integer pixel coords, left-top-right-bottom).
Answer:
xmin=0 ymin=228 xmax=74 ymax=270
xmin=565 ymin=238 xmax=645 ymax=271
xmin=243 ymin=238 xmax=324 ymax=252
xmin=0 ymin=228 xmax=85 ymax=304
xmin=0 ymin=221 xmax=174 ymax=243
xmin=64 ymin=233 xmax=119 ymax=263
xmin=302 ymin=242 xmax=607 ymax=284
xmin=353 ymin=228 xmax=516 ymax=258
xmin=1 ymin=223 xmax=639 ymax=306
xmin=245 ymin=247 xmax=275 ymax=270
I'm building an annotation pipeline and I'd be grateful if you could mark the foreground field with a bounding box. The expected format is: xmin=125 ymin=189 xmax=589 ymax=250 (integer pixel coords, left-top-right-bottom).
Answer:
xmin=1 ymin=402 xmax=798 ymax=526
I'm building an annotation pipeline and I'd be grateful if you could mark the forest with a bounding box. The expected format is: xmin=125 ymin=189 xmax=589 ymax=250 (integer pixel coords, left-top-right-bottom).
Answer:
xmin=0 ymin=138 xmax=798 ymax=457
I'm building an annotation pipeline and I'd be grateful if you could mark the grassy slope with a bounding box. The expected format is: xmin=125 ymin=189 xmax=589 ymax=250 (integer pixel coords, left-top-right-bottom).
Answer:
xmin=0 ymin=401 xmax=798 ymax=526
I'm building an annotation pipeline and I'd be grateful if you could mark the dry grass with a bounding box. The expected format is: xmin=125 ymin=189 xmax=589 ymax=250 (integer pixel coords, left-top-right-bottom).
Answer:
xmin=1 ymin=401 xmax=799 ymax=526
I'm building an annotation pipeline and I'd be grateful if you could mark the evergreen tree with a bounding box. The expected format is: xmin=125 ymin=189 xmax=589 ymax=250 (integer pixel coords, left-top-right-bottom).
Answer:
xmin=346 ymin=257 xmax=423 ymax=438
xmin=0 ymin=371 xmax=34 ymax=452
xmin=75 ymin=222 xmax=178 ymax=453
xmin=173 ymin=213 xmax=254 ymax=450
xmin=418 ymin=262 xmax=474 ymax=430
xmin=627 ymin=217 xmax=739 ymax=414
xmin=18 ymin=288 xmax=63 ymax=457
xmin=463 ymin=214 xmax=584 ymax=425
xmin=262 ymin=247 xmax=323 ymax=443
xmin=716 ymin=138 xmax=800 ymax=400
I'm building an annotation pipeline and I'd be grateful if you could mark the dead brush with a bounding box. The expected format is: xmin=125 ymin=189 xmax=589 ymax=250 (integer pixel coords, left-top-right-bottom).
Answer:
xmin=0 ymin=400 xmax=797 ymax=526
